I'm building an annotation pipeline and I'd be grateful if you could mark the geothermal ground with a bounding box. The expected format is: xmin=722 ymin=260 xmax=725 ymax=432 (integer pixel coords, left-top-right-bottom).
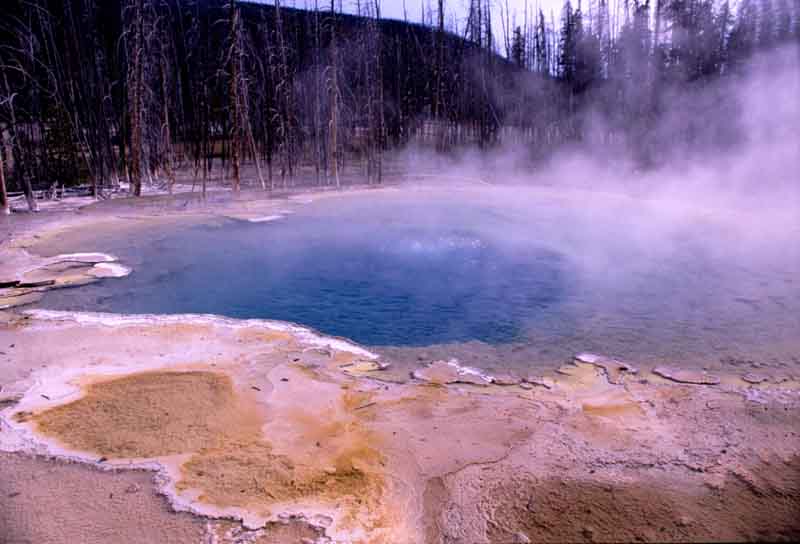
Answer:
xmin=1 ymin=188 xmax=799 ymax=543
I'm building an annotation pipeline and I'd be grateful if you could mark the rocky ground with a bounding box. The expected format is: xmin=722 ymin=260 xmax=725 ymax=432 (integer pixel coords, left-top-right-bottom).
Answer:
xmin=1 ymin=190 xmax=799 ymax=543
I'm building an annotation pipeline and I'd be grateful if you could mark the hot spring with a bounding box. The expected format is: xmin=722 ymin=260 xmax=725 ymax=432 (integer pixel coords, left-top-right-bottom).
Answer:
xmin=37 ymin=187 xmax=800 ymax=372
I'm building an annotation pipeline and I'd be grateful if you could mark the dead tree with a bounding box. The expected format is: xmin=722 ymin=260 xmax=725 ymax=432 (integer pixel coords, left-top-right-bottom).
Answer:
xmin=362 ymin=0 xmax=384 ymax=183
xmin=434 ymin=0 xmax=445 ymax=150
xmin=313 ymin=0 xmax=324 ymax=184
xmin=328 ymin=0 xmax=341 ymax=188
xmin=159 ymin=31 xmax=176 ymax=194
xmin=374 ymin=0 xmax=385 ymax=183
xmin=0 ymin=133 xmax=9 ymax=215
xmin=226 ymin=0 xmax=243 ymax=193
xmin=272 ymin=0 xmax=295 ymax=185
xmin=0 ymin=72 xmax=37 ymax=212
xmin=126 ymin=0 xmax=145 ymax=196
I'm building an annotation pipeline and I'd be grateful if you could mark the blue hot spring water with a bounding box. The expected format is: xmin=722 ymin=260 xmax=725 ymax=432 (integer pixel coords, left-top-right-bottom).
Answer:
xmin=38 ymin=191 xmax=800 ymax=366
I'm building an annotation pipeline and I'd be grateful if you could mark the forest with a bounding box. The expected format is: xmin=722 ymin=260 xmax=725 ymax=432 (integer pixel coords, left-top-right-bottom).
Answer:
xmin=0 ymin=0 xmax=797 ymax=212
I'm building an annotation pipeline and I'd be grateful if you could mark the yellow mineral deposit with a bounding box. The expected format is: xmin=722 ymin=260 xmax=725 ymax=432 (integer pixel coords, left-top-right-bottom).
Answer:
xmin=15 ymin=366 xmax=390 ymax=539
xmin=22 ymin=371 xmax=262 ymax=458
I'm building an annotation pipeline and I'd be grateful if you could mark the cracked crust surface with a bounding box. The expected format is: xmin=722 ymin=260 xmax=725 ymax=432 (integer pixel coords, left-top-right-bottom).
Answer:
xmin=1 ymin=311 xmax=799 ymax=542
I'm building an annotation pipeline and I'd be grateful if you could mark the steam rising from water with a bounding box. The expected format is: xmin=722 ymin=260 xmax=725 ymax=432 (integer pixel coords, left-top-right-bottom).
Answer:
xmin=39 ymin=179 xmax=800 ymax=372
xmin=399 ymin=45 xmax=800 ymax=213
xmin=34 ymin=46 xmax=800 ymax=371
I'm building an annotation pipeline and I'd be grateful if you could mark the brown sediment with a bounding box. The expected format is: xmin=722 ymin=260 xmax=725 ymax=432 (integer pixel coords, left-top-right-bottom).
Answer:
xmin=342 ymin=389 xmax=376 ymax=411
xmin=171 ymin=381 xmax=387 ymax=532
xmin=581 ymin=390 xmax=644 ymax=418
xmin=23 ymin=370 xmax=263 ymax=458
xmin=332 ymin=350 xmax=362 ymax=366
xmin=555 ymin=361 xmax=606 ymax=390
xmin=17 ymin=366 xmax=388 ymax=534
xmin=0 ymin=290 xmax=44 ymax=309
xmin=288 ymin=361 xmax=330 ymax=382
xmin=478 ymin=458 xmax=800 ymax=543
xmin=178 ymin=441 xmax=381 ymax=514
xmin=0 ymin=450 xmax=325 ymax=544
xmin=377 ymin=383 xmax=451 ymax=419
xmin=0 ymin=451 xmax=206 ymax=544
xmin=3 ymin=309 xmax=800 ymax=542
xmin=236 ymin=327 xmax=295 ymax=344
xmin=126 ymin=322 xmax=216 ymax=338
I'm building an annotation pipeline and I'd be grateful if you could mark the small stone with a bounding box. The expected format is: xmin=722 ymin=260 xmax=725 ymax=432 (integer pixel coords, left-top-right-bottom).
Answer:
xmin=45 ymin=252 xmax=116 ymax=265
xmin=492 ymin=373 xmax=521 ymax=386
xmin=412 ymin=359 xmax=491 ymax=386
xmin=522 ymin=376 xmax=552 ymax=389
xmin=0 ymin=392 xmax=23 ymax=406
xmin=576 ymin=353 xmax=638 ymax=384
xmin=125 ymin=484 xmax=141 ymax=494
xmin=513 ymin=532 xmax=531 ymax=543
xmin=340 ymin=359 xmax=389 ymax=376
xmin=742 ymin=373 xmax=767 ymax=384
xmin=310 ymin=514 xmax=333 ymax=527
xmin=88 ymin=262 xmax=132 ymax=278
xmin=653 ymin=367 xmax=720 ymax=385
xmin=519 ymin=382 xmax=533 ymax=390
xmin=677 ymin=515 xmax=693 ymax=527
xmin=16 ymin=279 xmax=55 ymax=288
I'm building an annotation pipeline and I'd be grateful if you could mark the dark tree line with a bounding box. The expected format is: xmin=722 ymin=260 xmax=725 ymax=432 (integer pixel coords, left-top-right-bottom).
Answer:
xmin=0 ymin=0 xmax=797 ymax=211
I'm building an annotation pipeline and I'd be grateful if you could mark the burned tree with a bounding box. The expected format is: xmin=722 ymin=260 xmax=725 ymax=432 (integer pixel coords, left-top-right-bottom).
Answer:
xmin=226 ymin=0 xmax=243 ymax=193
xmin=0 ymin=0 xmax=793 ymax=208
xmin=0 ymin=127 xmax=8 ymax=215
xmin=327 ymin=0 xmax=341 ymax=188
xmin=125 ymin=0 xmax=146 ymax=197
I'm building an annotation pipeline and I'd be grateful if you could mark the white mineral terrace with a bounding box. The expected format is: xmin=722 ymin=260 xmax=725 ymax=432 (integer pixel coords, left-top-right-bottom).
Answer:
xmin=1 ymin=190 xmax=799 ymax=543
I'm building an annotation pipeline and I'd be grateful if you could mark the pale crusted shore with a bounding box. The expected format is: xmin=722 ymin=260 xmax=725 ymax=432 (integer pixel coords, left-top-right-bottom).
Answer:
xmin=1 ymin=190 xmax=799 ymax=543
xmin=1 ymin=309 xmax=799 ymax=543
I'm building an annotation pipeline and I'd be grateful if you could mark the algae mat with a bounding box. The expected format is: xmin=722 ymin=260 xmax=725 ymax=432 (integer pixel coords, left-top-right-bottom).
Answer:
xmin=14 ymin=369 xmax=386 ymax=533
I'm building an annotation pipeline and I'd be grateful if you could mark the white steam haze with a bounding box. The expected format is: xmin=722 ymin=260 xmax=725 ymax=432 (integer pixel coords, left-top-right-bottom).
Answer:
xmin=397 ymin=44 xmax=800 ymax=217
xmin=379 ymin=43 xmax=800 ymax=371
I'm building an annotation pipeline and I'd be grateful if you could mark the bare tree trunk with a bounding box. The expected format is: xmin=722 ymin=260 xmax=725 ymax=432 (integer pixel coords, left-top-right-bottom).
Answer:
xmin=128 ymin=0 xmax=145 ymax=197
xmin=435 ymin=0 xmax=445 ymax=151
xmin=275 ymin=0 xmax=294 ymax=184
xmin=314 ymin=0 xmax=323 ymax=185
xmin=228 ymin=0 xmax=242 ymax=193
xmin=1 ymin=73 xmax=37 ymax=212
xmin=0 ymin=136 xmax=9 ymax=216
xmin=329 ymin=0 xmax=340 ymax=189
xmin=373 ymin=0 xmax=384 ymax=183
xmin=160 ymin=49 xmax=176 ymax=194
xmin=246 ymin=120 xmax=266 ymax=190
